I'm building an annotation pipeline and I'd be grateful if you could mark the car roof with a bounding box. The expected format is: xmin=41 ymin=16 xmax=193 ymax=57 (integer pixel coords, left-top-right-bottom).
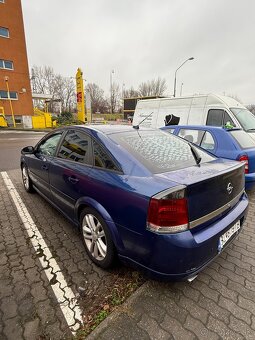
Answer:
xmin=162 ymin=125 xmax=242 ymax=132
xmin=62 ymin=124 xmax=156 ymax=135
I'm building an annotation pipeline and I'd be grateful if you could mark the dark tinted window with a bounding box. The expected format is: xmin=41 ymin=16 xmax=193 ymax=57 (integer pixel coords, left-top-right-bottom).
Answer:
xmin=58 ymin=130 xmax=90 ymax=163
xmin=37 ymin=133 xmax=62 ymax=156
xmin=110 ymin=130 xmax=214 ymax=174
xmin=229 ymin=130 xmax=255 ymax=149
xmin=206 ymin=109 xmax=224 ymax=126
xmin=93 ymin=141 xmax=119 ymax=171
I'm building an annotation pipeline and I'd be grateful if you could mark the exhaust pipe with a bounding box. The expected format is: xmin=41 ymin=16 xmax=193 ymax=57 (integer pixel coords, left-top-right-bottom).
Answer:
xmin=187 ymin=275 xmax=198 ymax=283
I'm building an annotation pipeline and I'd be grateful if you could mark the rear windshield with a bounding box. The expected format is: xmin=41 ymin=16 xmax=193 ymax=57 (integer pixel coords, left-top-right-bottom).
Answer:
xmin=229 ymin=130 xmax=255 ymax=149
xmin=110 ymin=130 xmax=215 ymax=173
xmin=230 ymin=108 xmax=255 ymax=131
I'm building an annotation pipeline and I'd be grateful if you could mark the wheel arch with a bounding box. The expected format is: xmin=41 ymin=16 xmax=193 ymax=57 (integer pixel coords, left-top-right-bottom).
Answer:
xmin=75 ymin=197 xmax=124 ymax=252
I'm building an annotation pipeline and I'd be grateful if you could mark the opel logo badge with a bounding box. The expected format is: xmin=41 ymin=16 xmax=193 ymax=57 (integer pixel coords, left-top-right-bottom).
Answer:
xmin=227 ymin=182 xmax=233 ymax=195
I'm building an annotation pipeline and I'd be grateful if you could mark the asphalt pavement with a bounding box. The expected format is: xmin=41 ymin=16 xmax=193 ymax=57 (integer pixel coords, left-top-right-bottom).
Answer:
xmin=0 ymin=130 xmax=46 ymax=171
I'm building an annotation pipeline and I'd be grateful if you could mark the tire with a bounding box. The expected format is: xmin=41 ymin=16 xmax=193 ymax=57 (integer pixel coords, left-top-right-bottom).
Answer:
xmin=21 ymin=164 xmax=34 ymax=193
xmin=80 ymin=207 xmax=116 ymax=269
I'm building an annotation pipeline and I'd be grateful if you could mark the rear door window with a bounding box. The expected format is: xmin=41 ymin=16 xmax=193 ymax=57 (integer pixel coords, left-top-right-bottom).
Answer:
xmin=178 ymin=129 xmax=205 ymax=146
xmin=57 ymin=130 xmax=91 ymax=164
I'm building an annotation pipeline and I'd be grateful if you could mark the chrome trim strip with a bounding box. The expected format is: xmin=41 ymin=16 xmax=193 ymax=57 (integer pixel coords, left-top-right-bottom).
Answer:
xmin=189 ymin=190 xmax=244 ymax=229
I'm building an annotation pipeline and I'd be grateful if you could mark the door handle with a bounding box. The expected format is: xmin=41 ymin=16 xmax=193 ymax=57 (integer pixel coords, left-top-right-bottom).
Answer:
xmin=42 ymin=164 xmax=48 ymax=170
xmin=68 ymin=176 xmax=79 ymax=184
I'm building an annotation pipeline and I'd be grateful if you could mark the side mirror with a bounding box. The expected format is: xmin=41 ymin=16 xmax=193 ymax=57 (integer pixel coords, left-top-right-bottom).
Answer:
xmin=21 ymin=146 xmax=35 ymax=154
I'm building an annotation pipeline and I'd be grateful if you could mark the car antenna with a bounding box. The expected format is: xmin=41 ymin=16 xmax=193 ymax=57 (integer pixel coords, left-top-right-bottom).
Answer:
xmin=188 ymin=143 xmax=201 ymax=166
xmin=133 ymin=112 xmax=153 ymax=129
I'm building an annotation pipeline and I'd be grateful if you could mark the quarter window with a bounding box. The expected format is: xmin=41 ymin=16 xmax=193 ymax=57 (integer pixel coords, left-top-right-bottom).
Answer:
xmin=0 ymin=90 xmax=17 ymax=99
xmin=0 ymin=27 xmax=9 ymax=38
xmin=93 ymin=140 xmax=119 ymax=171
xmin=58 ymin=130 xmax=90 ymax=164
xmin=0 ymin=59 xmax=13 ymax=70
xmin=37 ymin=134 xmax=62 ymax=157
xmin=200 ymin=132 xmax=215 ymax=151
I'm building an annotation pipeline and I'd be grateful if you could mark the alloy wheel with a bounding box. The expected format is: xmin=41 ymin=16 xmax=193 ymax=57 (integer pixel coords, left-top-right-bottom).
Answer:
xmin=82 ymin=213 xmax=107 ymax=261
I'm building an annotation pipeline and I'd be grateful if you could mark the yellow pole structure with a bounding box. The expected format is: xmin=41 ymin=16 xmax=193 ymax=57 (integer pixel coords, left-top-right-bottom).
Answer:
xmin=76 ymin=68 xmax=85 ymax=123
xmin=4 ymin=77 xmax=16 ymax=128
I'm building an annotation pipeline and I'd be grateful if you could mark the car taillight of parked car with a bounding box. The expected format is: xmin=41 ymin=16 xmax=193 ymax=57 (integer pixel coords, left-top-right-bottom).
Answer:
xmin=238 ymin=155 xmax=249 ymax=174
xmin=147 ymin=185 xmax=188 ymax=233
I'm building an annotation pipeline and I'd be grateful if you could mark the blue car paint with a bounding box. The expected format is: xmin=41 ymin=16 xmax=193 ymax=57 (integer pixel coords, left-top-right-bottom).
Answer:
xmin=162 ymin=125 xmax=255 ymax=190
xmin=21 ymin=125 xmax=249 ymax=280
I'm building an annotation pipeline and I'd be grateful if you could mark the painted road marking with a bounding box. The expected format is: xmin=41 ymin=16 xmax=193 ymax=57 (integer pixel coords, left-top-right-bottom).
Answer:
xmin=1 ymin=171 xmax=83 ymax=334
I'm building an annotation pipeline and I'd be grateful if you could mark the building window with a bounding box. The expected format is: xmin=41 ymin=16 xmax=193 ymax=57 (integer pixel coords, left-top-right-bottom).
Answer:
xmin=0 ymin=27 xmax=9 ymax=38
xmin=0 ymin=59 xmax=14 ymax=70
xmin=0 ymin=90 xmax=18 ymax=100
xmin=0 ymin=0 xmax=5 ymax=3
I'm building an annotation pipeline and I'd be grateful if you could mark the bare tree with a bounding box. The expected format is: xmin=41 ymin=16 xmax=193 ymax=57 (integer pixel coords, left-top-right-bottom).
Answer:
xmin=31 ymin=65 xmax=76 ymax=113
xmin=87 ymin=83 xmax=108 ymax=113
xmin=123 ymin=86 xmax=140 ymax=98
xmin=110 ymin=82 xmax=121 ymax=113
xmin=246 ymin=104 xmax=255 ymax=115
xmin=138 ymin=77 xmax=167 ymax=97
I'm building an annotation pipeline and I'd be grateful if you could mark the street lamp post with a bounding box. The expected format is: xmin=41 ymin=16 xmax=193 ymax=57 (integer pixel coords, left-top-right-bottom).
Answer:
xmin=4 ymin=76 xmax=16 ymax=127
xmin=173 ymin=57 xmax=194 ymax=97
xmin=122 ymin=83 xmax=125 ymax=115
xmin=110 ymin=70 xmax=114 ymax=114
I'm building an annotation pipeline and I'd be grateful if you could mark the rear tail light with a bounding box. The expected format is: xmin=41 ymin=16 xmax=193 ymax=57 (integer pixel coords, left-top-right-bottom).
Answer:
xmin=147 ymin=185 xmax=189 ymax=233
xmin=238 ymin=155 xmax=249 ymax=174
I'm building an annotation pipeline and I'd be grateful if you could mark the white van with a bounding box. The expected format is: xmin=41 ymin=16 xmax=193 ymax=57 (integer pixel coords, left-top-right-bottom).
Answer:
xmin=133 ymin=94 xmax=255 ymax=141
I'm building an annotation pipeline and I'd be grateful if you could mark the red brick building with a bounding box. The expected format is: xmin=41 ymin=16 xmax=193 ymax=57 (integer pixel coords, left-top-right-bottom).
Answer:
xmin=0 ymin=0 xmax=33 ymax=124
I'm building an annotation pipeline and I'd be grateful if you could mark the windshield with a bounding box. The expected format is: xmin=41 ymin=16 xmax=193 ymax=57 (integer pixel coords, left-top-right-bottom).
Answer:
xmin=230 ymin=108 xmax=255 ymax=131
xmin=110 ymin=130 xmax=215 ymax=174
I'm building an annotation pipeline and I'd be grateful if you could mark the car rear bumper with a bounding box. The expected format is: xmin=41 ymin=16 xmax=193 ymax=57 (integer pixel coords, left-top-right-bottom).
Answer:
xmin=119 ymin=193 xmax=249 ymax=281
xmin=245 ymin=173 xmax=255 ymax=190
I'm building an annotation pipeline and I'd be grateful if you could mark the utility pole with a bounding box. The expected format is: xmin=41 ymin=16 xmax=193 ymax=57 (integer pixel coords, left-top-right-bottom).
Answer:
xmin=110 ymin=70 xmax=114 ymax=114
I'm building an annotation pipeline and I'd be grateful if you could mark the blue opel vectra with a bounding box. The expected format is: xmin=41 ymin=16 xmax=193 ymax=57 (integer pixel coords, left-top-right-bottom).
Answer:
xmin=20 ymin=125 xmax=248 ymax=280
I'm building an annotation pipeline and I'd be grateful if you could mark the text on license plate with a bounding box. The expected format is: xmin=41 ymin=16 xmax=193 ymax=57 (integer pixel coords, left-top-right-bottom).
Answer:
xmin=219 ymin=220 xmax=241 ymax=250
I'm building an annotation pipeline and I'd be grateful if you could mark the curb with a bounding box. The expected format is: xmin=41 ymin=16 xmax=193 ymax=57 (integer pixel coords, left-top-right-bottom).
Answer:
xmin=86 ymin=281 xmax=150 ymax=339
xmin=0 ymin=127 xmax=52 ymax=132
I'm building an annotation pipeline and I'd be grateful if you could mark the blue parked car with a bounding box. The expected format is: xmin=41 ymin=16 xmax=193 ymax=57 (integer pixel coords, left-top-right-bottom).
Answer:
xmin=161 ymin=125 xmax=255 ymax=190
xmin=21 ymin=125 xmax=248 ymax=280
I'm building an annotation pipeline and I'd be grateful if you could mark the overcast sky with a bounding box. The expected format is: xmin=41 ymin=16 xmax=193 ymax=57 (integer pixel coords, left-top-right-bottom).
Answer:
xmin=22 ymin=0 xmax=255 ymax=104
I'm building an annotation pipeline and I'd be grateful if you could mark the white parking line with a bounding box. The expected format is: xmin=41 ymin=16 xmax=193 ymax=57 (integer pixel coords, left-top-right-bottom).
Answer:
xmin=1 ymin=171 xmax=83 ymax=334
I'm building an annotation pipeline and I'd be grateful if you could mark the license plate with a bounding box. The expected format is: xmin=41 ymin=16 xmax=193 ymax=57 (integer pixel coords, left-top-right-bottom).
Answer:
xmin=218 ymin=220 xmax=241 ymax=251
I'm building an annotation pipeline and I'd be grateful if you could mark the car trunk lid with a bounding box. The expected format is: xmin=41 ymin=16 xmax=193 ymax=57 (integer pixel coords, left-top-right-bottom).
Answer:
xmin=155 ymin=160 xmax=245 ymax=228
